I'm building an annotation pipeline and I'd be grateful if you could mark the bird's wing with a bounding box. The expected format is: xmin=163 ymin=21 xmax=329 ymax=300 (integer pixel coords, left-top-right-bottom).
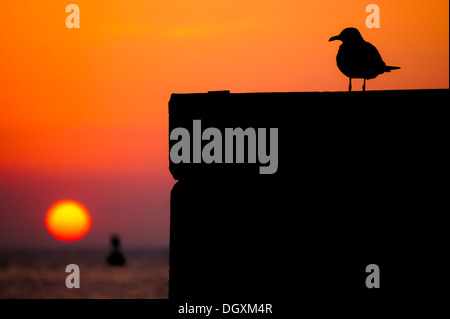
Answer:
xmin=362 ymin=42 xmax=387 ymax=72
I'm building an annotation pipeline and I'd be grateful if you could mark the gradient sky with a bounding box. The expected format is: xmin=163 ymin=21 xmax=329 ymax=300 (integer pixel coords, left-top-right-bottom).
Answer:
xmin=0 ymin=1 xmax=448 ymax=249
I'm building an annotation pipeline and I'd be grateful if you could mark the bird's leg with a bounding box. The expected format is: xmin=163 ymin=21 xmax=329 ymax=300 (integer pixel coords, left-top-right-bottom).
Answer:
xmin=363 ymin=78 xmax=366 ymax=92
xmin=348 ymin=77 xmax=352 ymax=92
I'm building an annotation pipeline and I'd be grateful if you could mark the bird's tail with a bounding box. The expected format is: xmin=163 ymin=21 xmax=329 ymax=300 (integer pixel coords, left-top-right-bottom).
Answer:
xmin=385 ymin=66 xmax=400 ymax=72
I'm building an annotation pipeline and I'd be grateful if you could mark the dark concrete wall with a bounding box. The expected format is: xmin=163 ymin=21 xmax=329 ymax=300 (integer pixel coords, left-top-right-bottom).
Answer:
xmin=168 ymin=89 xmax=448 ymax=311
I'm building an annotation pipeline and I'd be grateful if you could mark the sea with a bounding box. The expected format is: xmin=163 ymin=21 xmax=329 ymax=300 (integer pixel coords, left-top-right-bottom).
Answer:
xmin=0 ymin=248 xmax=169 ymax=299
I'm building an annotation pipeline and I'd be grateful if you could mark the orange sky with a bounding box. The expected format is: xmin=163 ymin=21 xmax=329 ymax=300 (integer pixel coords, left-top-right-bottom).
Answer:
xmin=0 ymin=1 xmax=448 ymax=247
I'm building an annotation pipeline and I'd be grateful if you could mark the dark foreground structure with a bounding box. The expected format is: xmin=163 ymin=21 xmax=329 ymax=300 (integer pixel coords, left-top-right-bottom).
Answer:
xmin=169 ymin=89 xmax=448 ymax=314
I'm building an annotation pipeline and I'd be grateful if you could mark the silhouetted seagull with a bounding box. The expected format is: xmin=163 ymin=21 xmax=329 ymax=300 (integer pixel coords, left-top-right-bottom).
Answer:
xmin=329 ymin=27 xmax=400 ymax=91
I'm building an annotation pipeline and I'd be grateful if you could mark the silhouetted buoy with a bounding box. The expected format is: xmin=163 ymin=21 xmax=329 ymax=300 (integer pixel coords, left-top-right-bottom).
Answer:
xmin=107 ymin=235 xmax=126 ymax=266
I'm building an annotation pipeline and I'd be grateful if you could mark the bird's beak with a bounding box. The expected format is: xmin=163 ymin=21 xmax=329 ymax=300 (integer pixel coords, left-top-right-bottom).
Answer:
xmin=329 ymin=35 xmax=340 ymax=42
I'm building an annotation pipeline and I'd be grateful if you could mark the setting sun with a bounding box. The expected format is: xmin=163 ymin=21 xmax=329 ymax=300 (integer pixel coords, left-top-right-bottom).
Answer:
xmin=45 ymin=200 xmax=92 ymax=241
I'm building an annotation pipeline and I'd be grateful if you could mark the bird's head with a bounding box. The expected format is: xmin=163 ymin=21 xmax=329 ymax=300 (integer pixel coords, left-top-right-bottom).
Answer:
xmin=329 ymin=27 xmax=364 ymax=43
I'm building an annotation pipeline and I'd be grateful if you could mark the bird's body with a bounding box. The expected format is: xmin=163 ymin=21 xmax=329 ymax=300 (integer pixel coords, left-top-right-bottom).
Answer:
xmin=329 ymin=28 xmax=400 ymax=91
xmin=336 ymin=41 xmax=392 ymax=80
